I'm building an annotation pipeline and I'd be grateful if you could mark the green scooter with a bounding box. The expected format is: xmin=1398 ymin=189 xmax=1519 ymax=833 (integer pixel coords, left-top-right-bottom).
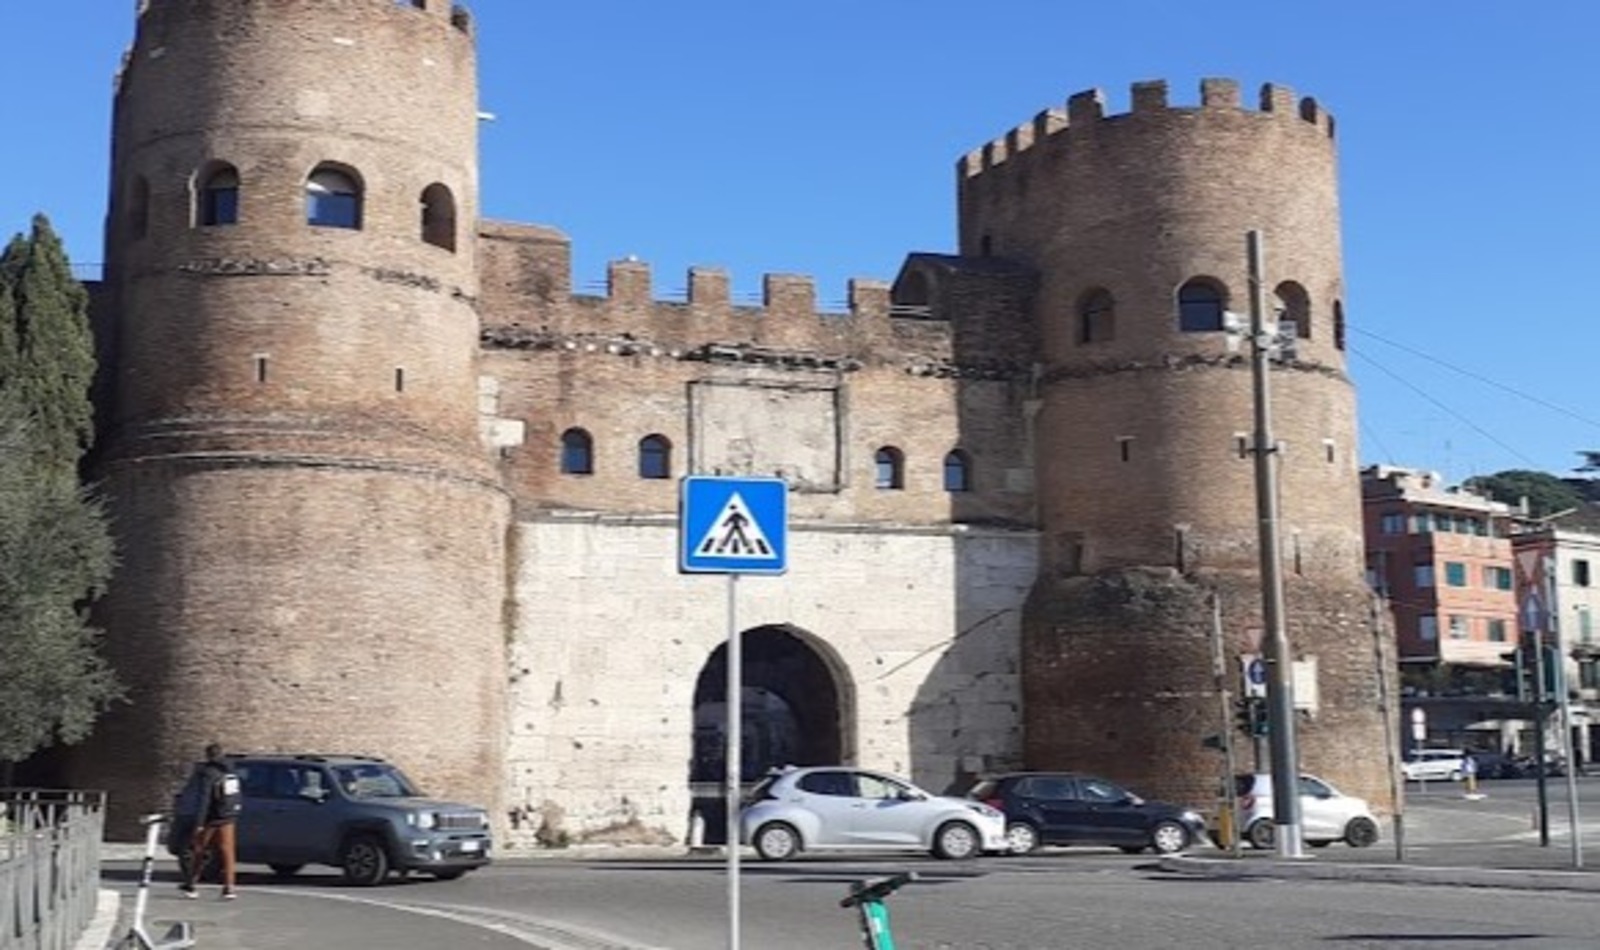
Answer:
xmin=840 ymin=871 xmax=919 ymax=950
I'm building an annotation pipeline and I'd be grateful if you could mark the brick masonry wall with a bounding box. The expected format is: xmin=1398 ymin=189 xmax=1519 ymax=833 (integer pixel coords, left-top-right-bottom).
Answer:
xmin=78 ymin=0 xmax=508 ymax=835
xmin=502 ymin=518 xmax=1036 ymax=849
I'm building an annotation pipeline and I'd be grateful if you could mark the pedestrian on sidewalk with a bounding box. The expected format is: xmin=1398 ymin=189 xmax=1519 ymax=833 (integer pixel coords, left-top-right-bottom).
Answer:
xmin=178 ymin=743 xmax=242 ymax=900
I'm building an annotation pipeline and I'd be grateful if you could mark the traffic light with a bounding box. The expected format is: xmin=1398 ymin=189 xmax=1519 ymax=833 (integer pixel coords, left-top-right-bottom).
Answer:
xmin=1234 ymin=698 xmax=1267 ymax=737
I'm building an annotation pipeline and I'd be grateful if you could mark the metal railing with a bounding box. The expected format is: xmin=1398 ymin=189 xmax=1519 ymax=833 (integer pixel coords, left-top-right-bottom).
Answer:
xmin=1 ymin=790 xmax=105 ymax=950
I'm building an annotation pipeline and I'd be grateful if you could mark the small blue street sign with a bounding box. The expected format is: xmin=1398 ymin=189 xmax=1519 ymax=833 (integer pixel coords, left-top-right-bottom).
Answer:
xmin=679 ymin=476 xmax=789 ymax=575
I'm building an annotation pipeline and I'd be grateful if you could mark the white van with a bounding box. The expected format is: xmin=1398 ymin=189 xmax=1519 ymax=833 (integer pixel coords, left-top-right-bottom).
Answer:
xmin=1401 ymin=749 xmax=1467 ymax=781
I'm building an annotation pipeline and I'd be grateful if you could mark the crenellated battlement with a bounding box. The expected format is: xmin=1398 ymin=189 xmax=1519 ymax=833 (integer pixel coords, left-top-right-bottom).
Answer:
xmin=958 ymin=78 xmax=1334 ymax=180
xmin=475 ymin=222 xmax=1043 ymax=369
xmin=135 ymin=0 xmax=473 ymax=30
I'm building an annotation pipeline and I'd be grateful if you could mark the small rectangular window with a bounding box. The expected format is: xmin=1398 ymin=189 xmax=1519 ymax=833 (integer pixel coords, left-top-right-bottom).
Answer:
xmin=1580 ymin=607 xmax=1594 ymax=644
xmin=1576 ymin=560 xmax=1592 ymax=588
xmin=1487 ymin=618 xmax=1507 ymax=643
xmin=1414 ymin=564 xmax=1435 ymax=588
xmin=254 ymin=356 xmax=268 ymax=383
xmin=395 ymin=368 xmax=405 ymax=392
xmin=1447 ymin=615 xmax=1470 ymax=640
xmin=1380 ymin=513 xmax=1405 ymax=535
xmin=1418 ymin=615 xmax=1438 ymax=641
xmin=1445 ymin=562 xmax=1467 ymax=587
xmin=1411 ymin=513 xmax=1432 ymax=534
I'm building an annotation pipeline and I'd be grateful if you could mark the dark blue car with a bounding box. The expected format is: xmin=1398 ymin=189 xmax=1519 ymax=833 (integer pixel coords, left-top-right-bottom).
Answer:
xmin=967 ymin=772 xmax=1205 ymax=855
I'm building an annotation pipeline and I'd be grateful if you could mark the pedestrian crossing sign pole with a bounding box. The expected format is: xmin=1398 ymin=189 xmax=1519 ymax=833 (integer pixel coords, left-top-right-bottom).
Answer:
xmin=678 ymin=475 xmax=789 ymax=950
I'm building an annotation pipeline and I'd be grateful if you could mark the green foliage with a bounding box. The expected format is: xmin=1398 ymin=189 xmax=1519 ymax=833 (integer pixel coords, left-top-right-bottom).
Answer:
xmin=0 ymin=217 xmax=96 ymax=477
xmin=1463 ymin=469 xmax=1585 ymax=519
xmin=0 ymin=215 xmax=121 ymax=765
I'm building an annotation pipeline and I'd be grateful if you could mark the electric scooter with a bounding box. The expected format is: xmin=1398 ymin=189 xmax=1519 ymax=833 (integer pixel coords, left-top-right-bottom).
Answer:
xmin=840 ymin=871 xmax=918 ymax=950
xmin=121 ymin=814 xmax=195 ymax=950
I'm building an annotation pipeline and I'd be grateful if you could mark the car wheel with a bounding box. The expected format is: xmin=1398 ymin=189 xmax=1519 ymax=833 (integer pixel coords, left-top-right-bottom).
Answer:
xmin=341 ymin=835 xmax=391 ymax=886
xmin=1150 ymin=820 xmax=1190 ymax=855
xmin=431 ymin=870 xmax=468 ymax=881
xmin=1344 ymin=816 xmax=1379 ymax=849
xmin=1448 ymin=770 xmax=1463 ymax=782
xmin=268 ymin=863 xmax=304 ymax=877
xmin=1005 ymin=822 xmax=1040 ymax=855
xmin=752 ymin=822 xmax=801 ymax=861
xmin=1246 ymin=820 xmax=1276 ymax=850
xmin=932 ymin=821 xmax=980 ymax=860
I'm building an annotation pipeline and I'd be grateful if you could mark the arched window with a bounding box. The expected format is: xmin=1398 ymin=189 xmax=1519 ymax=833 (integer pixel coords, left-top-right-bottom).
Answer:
xmin=306 ymin=164 xmax=362 ymax=229
xmin=196 ymin=163 xmax=239 ymax=227
xmin=638 ymin=434 xmax=671 ymax=479
xmin=943 ymin=450 xmax=971 ymax=493
xmin=1078 ymin=288 xmax=1115 ymax=344
xmin=1274 ymin=281 xmax=1311 ymax=339
xmin=1178 ymin=278 xmax=1226 ymax=332
xmin=420 ymin=183 xmax=456 ymax=251
xmin=560 ymin=428 xmax=593 ymax=475
xmin=874 ymin=447 xmax=904 ymax=490
xmin=128 ymin=175 xmax=150 ymax=239
xmin=1333 ymin=300 xmax=1347 ymax=351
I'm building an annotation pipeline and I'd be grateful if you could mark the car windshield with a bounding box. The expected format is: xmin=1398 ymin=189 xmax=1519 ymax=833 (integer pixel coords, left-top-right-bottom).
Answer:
xmin=333 ymin=763 xmax=420 ymax=799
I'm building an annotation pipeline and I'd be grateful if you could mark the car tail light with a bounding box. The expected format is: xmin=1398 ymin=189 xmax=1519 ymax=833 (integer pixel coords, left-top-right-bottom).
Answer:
xmin=983 ymin=798 xmax=1004 ymax=812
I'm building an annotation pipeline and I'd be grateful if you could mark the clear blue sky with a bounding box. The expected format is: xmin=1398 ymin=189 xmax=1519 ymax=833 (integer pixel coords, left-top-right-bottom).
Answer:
xmin=5 ymin=1 xmax=1597 ymax=483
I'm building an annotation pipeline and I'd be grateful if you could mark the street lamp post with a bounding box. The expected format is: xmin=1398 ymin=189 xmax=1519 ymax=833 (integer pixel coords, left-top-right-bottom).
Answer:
xmin=1245 ymin=229 xmax=1304 ymax=858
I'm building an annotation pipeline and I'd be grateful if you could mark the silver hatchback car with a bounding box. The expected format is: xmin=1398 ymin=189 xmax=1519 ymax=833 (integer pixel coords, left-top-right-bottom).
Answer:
xmin=740 ymin=766 xmax=1008 ymax=861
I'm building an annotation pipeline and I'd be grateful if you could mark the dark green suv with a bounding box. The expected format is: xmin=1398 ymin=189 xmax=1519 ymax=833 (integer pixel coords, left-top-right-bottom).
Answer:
xmin=169 ymin=753 xmax=491 ymax=886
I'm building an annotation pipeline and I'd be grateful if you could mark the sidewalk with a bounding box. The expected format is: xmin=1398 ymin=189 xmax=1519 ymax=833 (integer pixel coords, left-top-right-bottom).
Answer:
xmin=1159 ymin=851 xmax=1600 ymax=893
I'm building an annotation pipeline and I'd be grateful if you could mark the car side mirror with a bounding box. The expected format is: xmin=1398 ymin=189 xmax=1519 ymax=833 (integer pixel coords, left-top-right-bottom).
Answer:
xmin=897 ymin=789 xmax=924 ymax=802
xmin=1125 ymin=795 xmax=1144 ymax=806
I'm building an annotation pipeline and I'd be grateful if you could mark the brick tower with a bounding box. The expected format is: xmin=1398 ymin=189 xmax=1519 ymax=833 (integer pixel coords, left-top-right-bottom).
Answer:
xmin=960 ymin=80 xmax=1394 ymax=809
xmin=76 ymin=0 xmax=508 ymax=831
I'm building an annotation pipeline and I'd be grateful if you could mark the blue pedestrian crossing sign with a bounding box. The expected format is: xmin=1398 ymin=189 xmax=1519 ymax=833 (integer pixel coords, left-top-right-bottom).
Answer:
xmin=679 ymin=476 xmax=788 ymax=575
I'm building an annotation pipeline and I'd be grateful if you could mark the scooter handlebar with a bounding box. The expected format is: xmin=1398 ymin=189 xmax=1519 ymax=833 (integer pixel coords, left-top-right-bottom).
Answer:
xmin=840 ymin=871 xmax=919 ymax=908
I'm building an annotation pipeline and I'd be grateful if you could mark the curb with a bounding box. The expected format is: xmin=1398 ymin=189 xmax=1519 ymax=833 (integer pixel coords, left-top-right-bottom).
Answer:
xmin=1158 ymin=854 xmax=1600 ymax=893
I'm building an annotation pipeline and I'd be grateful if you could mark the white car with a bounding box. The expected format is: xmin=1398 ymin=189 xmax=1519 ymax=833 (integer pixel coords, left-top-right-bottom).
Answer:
xmin=1400 ymin=749 xmax=1468 ymax=782
xmin=1230 ymin=773 xmax=1380 ymax=850
xmin=739 ymin=766 xmax=1009 ymax=861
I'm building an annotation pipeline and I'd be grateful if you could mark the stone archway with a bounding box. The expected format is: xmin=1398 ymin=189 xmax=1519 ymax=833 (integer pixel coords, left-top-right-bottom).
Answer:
xmin=688 ymin=624 xmax=851 ymax=842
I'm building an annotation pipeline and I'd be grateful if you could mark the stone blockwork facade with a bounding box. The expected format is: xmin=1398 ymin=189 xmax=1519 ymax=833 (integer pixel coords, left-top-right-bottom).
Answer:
xmin=73 ymin=1 xmax=1393 ymax=843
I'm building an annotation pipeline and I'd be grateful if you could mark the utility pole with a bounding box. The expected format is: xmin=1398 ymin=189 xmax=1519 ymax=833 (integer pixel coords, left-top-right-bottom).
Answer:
xmin=1246 ymin=230 xmax=1304 ymax=858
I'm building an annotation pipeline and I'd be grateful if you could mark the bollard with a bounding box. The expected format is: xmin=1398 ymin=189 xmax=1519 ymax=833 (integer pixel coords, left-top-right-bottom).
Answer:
xmin=1216 ymin=805 xmax=1235 ymax=852
xmin=689 ymin=809 xmax=705 ymax=849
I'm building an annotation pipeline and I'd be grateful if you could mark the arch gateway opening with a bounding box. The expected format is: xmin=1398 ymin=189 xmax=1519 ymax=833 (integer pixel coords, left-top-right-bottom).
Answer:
xmin=688 ymin=624 xmax=851 ymax=843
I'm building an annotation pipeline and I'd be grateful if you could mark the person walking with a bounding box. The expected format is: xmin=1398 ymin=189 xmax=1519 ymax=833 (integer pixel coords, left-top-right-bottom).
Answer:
xmin=179 ymin=743 xmax=242 ymax=900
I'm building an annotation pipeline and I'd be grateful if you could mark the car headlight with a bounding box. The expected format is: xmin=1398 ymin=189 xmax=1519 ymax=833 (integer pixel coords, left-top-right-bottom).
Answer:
xmin=406 ymin=811 xmax=437 ymax=830
xmin=966 ymin=803 xmax=1003 ymax=820
xmin=1180 ymin=810 xmax=1202 ymax=824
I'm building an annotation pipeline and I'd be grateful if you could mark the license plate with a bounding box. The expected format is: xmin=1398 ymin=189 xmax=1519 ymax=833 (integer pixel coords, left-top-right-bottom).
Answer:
xmin=459 ymin=840 xmax=480 ymax=853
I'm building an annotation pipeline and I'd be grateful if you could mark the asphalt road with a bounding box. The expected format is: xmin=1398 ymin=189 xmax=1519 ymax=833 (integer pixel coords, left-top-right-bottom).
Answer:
xmin=99 ymin=776 xmax=1600 ymax=950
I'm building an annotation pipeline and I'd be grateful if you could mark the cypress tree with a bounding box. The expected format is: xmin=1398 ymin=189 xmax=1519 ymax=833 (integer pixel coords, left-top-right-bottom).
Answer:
xmin=0 ymin=215 xmax=120 ymax=770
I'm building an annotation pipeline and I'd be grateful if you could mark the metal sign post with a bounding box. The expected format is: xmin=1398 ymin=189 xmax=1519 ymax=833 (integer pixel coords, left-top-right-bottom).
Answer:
xmin=680 ymin=476 xmax=790 ymax=950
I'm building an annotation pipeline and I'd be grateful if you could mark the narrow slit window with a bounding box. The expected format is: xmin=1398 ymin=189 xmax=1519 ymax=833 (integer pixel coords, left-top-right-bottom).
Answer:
xmin=420 ymin=183 xmax=456 ymax=251
xmin=129 ymin=175 xmax=150 ymax=239
xmin=197 ymin=163 xmax=240 ymax=227
xmin=254 ymin=356 xmax=268 ymax=383
xmin=1177 ymin=278 xmax=1225 ymax=332
xmin=1118 ymin=436 xmax=1133 ymax=462
xmin=943 ymin=450 xmax=971 ymax=492
xmin=1078 ymin=288 xmax=1115 ymax=344
xmin=874 ymin=446 xmax=905 ymax=490
xmin=394 ymin=368 xmax=405 ymax=392
xmin=561 ymin=428 xmax=593 ymax=475
xmin=306 ymin=165 xmax=363 ymax=229
xmin=638 ymin=434 xmax=671 ymax=479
